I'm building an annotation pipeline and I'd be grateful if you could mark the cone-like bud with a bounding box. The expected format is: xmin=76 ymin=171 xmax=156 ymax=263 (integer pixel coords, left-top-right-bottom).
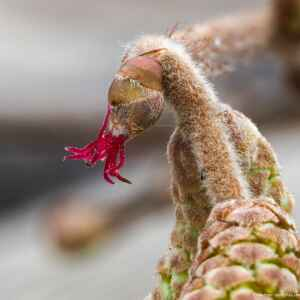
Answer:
xmin=181 ymin=198 xmax=299 ymax=300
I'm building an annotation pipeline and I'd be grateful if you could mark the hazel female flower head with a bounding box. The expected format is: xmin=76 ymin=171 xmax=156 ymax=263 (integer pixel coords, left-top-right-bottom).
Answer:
xmin=64 ymin=52 xmax=164 ymax=184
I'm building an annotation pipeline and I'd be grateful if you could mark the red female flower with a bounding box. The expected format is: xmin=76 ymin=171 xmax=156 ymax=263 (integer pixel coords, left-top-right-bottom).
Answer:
xmin=64 ymin=104 xmax=130 ymax=184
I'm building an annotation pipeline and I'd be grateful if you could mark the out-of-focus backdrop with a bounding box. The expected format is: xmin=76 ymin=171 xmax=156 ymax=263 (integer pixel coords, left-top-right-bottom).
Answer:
xmin=1 ymin=0 xmax=300 ymax=299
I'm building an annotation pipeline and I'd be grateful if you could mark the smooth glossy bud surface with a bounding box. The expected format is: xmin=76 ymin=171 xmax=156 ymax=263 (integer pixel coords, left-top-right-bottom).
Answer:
xmin=119 ymin=56 xmax=162 ymax=91
xmin=108 ymin=55 xmax=162 ymax=106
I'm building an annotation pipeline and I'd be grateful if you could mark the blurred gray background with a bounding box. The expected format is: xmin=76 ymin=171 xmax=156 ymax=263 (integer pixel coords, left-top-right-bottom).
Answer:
xmin=1 ymin=0 xmax=300 ymax=299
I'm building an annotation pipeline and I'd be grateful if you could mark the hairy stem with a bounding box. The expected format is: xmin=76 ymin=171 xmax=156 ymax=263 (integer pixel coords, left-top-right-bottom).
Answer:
xmin=131 ymin=37 xmax=295 ymax=300
xmin=172 ymin=11 xmax=271 ymax=77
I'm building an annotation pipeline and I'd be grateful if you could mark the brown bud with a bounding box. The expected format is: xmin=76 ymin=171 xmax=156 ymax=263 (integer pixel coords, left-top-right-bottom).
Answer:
xmin=108 ymin=56 xmax=162 ymax=106
xmin=119 ymin=56 xmax=162 ymax=91
xmin=108 ymin=77 xmax=146 ymax=106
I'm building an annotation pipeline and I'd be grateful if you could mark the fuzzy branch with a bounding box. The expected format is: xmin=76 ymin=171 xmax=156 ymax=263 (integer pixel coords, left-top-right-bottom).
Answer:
xmin=172 ymin=11 xmax=272 ymax=77
xmin=135 ymin=4 xmax=299 ymax=300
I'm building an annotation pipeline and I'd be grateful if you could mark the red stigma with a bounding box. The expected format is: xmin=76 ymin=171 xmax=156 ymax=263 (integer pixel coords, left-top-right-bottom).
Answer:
xmin=64 ymin=105 xmax=131 ymax=185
